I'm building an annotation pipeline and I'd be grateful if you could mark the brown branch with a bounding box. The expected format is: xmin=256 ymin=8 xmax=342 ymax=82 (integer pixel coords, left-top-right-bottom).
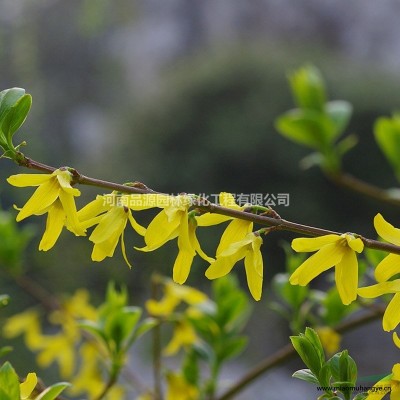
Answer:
xmin=326 ymin=171 xmax=400 ymax=207
xmin=13 ymin=154 xmax=400 ymax=256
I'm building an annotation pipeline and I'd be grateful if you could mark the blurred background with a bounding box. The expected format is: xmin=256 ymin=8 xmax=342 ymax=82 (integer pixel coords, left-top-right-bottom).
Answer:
xmin=1 ymin=1 xmax=400 ymax=398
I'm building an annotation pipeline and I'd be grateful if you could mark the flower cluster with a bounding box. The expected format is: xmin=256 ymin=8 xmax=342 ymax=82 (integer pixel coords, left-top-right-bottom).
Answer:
xmin=8 ymin=172 xmax=265 ymax=300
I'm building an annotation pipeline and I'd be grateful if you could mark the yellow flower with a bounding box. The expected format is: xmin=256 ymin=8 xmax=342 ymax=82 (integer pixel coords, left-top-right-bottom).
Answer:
xmin=206 ymin=232 xmax=263 ymax=301
xmin=373 ymin=214 xmax=400 ymax=282
xmin=166 ymin=372 xmax=199 ymax=400
xmin=20 ymin=372 xmax=37 ymax=400
xmin=164 ymin=320 xmax=197 ymax=355
xmin=146 ymin=280 xmax=207 ymax=317
xmin=290 ymin=233 xmax=364 ymax=305
xmin=365 ymin=363 xmax=400 ymax=399
xmin=7 ymin=169 xmax=85 ymax=250
xmin=315 ymin=327 xmax=341 ymax=355
xmin=197 ymin=192 xmax=253 ymax=255
xmin=138 ymin=195 xmax=212 ymax=284
xmin=358 ymin=280 xmax=400 ymax=332
xmin=78 ymin=193 xmax=147 ymax=267
xmin=3 ymin=309 xmax=43 ymax=350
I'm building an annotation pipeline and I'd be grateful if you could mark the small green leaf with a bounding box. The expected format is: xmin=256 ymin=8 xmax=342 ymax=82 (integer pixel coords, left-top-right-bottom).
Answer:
xmin=35 ymin=382 xmax=71 ymax=400
xmin=0 ymin=88 xmax=26 ymax=122
xmin=218 ymin=336 xmax=248 ymax=362
xmin=325 ymin=100 xmax=353 ymax=138
xmin=0 ymin=295 xmax=10 ymax=308
xmin=131 ymin=317 xmax=157 ymax=342
xmin=0 ymin=362 xmax=20 ymax=399
xmin=275 ymin=109 xmax=335 ymax=150
xmin=290 ymin=333 xmax=324 ymax=376
xmin=0 ymin=346 xmax=13 ymax=359
xmin=292 ymin=369 xmax=320 ymax=385
xmin=289 ymin=65 xmax=326 ymax=112
xmin=353 ymin=393 xmax=368 ymax=400
xmin=2 ymin=94 xmax=32 ymax=144
xmin=374 ymin=114 xmax=400 ymax=180
xmin=335 ymin=134 xmax=358 ymax=157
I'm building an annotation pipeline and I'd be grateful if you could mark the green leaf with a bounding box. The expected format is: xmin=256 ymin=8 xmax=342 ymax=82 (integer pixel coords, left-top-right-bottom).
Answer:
xmin=374 ymin=114 xmax=400 ymax=180
xmin=325 ymin=100 xmax=353 ymax=139
xmin=290 ymin=333 xmax=324 ymax=376
xmin=0 ymin=295 xmax=10 ymax=309
xmin=0 ymin=362 xmax=20 ymax=400
xmin=105 ymin=306 xmax=142 ymax=351
xmin=0 ymin=88 xmax=26 ymax=122
xmin=130 ymin=317 xmax=158 ymax=344
xmin=34 ymin=382 xmax=71 ymax=400
xmin=182 ymin=349 xmax=199 ymax=386
xmin=292 ymin=369 xmax=320 ymax=385
xmin=275 ymin=109 xmax=335 ymax=150
xmin=0 ymin=88 xmax=31 ymax=154
xmin=335 ymin=134 xmax=358 ymax=157
xmin=353 ymin=393 xmax=368 ymax=400
xmin=2 ymin=94 xmax=32 ymax=143
xmin=289 ymin=65 xmax=326 ymax=112
xmin=328 ymin=351 xmax=357 ymax=385
xmin=79 ymin=320 xmax=108 ymax=344
xmin=218 ymin=336 xmax=248 ymax=362
xmin=0 ymin=347 xmax=13 ymax=359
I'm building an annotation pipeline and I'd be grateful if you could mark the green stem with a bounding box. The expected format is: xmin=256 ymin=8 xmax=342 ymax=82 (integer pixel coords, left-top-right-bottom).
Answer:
xmin=13 ymin=154 xmax=400 ymax=256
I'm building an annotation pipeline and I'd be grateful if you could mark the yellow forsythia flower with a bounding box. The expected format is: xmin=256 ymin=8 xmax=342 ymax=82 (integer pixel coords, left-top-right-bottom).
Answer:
xmin=166 ymin=372 xmax=199 ymax=400
xmin=290 ymin=233 xmax=364 ymax=305
xmin=20 ymin=372 xmax=37 ymax=400
xmin=7 ymin=169 xmax=85 ymax=250
xmin=164 ymin=320 xmax=197 ymax=356
xmin=206 ymin=232 xmax=263 ymax=301
xmin=365 ymin=363 xmax=400 ymax=399
xmin=3 ymin=309 xmax=43 ymax=350
xmin=358 ymin=280 xmax=400 ymax=332
xmin=373 ymin=214 xmax=400 ymax=282
xmin=146 ymin=281 xmax=207 ymax=317
xmin=78 ymin=193 xmax=147 ymax=267
xmin=315 ymin=327 xmax=341 ymax=355
xmin=197 ymin=192 xmax=253 ymax=255
xmin=138 ymin=195 xmax=212 ymax=284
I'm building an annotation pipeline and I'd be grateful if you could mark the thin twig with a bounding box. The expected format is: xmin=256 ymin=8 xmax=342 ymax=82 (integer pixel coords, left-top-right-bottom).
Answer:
xmin=13 ymin=154 xmax=400 ymax=256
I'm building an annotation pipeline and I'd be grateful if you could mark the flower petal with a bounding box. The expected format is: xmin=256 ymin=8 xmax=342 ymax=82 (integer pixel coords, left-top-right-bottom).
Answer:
xmin=357 ymin=280 xmax=400 ymax=298
xmin=335 ymin=247 xmax=358 ymax=305
xmin=78 ymin=196 xmax=109 ymax=222
xmin=244 ymin=241 xmax=263 ymax=301
xmin=383 ymin=292 xmax=400 ymax=332
xmin=375 ymin=254 xmax=400 ymax=283
xmin=59 ymin=190 xmax=86 ymax=236
xmin=374 ymin=213 xmax=400 ymax=246
xmin=56 ymin=170 xmax=80 ymax=196
xmin=345 ymin=235 xmax=364 ymax=253
xmin=39 ymin=201 xmax=65 ymax=251
xmin=219 ymin=192 xmax=242 ymax=209
xmin=7 ymin=173 xmax=52 ymax=187
xmin=120 ymin=230 xmax=133 ymax=268
xmin=16 ymin=178 xmax=60 ymax=221
xmin=393 ymin=332 xmax=400 ymax=349
xmin=205 ymin=247 xmax=247 ymax=279
xmin=173 ymin=249 xmax=195 ymax=285
xmin=20 ymin=372 xmax=38 ymax=400
xmin=144 ymin=209 xmax=181 ymax=250
xmin=127 ymin=210 xmax=146 ymax=236
xmin=216 ymin=219 xmax=252 ymax=255
xmin=289 ymin=243 xmax=343 ymax=285
xmin=291 ymin=235 xmax=340 ymax=252
xmin=90 ymin=207 xmax=126 ymax=243
xmin=196 ymin=213 xmax=232 ymax=226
